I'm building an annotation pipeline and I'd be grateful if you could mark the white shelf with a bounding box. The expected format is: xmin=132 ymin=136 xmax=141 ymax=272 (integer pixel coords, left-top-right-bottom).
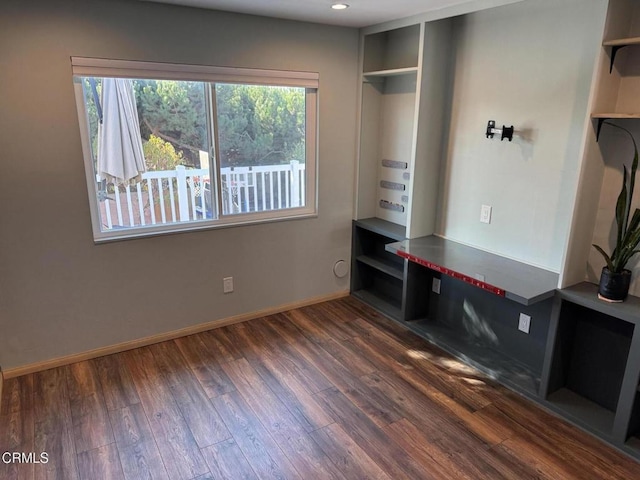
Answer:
xmin=591 ymin=113 xmax=640 ymax=119
xmin=363 ymin=67 xmax=419 ymax=78
xmin=603 ymin=36 xmax=640 ymax=73
xmin=591 ymin=113 xmax=640 ymax=139
xmin=603 ymin=36 xmax=640 ymax=47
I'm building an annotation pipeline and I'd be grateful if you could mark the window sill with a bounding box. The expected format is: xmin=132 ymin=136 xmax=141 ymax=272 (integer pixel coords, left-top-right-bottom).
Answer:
xmin=92 ymin=209 xmax=318 ymax=244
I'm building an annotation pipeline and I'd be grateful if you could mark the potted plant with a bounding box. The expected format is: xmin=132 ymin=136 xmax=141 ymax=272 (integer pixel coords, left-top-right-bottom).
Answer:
xmin=593 ymin=122 xmax=640 ymax=302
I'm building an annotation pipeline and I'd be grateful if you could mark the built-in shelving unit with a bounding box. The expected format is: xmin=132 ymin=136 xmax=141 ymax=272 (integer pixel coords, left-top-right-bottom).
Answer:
xmin=351 ymin=219 xmax=406 ymax=321
xmin=351 ymin=0 xmax=640 ymax=464
xmin=564 ymin=0 xmax=640 ymax=293
xmin=541 ymin=282 xmax=640 ymax=459
xmin=351 ymin=218 xmax=432 ymax=323
xmin=354 ymin=18 xmax=453 ymax=317
xmin=353 ymin=8 xmax=558 ymax=400
xmin=587 ymin=4 xmax=640 ymax=139
xmin=355 ymin=19 xmax=453 ymax=239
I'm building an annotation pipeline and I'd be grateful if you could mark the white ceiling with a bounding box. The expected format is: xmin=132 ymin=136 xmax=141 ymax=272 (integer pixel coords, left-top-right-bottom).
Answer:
xmin=141 ymin=0 xmax=522 ymax=28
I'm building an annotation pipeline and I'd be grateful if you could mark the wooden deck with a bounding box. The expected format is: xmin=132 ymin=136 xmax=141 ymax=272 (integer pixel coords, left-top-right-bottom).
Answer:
xmin=1 ymin=296 xmax=639 ymax=479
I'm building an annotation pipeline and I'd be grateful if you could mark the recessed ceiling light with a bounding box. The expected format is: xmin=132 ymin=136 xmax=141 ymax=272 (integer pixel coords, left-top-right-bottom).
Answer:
xmin=331 ymin=3 xmax=349 ymax=10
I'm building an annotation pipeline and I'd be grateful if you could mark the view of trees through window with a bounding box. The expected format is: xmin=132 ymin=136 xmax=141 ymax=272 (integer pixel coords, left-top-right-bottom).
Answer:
xmin=215 ymin=83 xmax=306 ymax=168
xmin=83 ymin=79 xmax=306 ymax=170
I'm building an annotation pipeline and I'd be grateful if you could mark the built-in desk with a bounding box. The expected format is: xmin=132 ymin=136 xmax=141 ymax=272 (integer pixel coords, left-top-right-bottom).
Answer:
xmin=353 ymin=225 xmax=640 ymax=460
xmin=385 ymin=236 xmax=559 ymax=305
xmin=368 ymin=234 xmax=560 ymax=397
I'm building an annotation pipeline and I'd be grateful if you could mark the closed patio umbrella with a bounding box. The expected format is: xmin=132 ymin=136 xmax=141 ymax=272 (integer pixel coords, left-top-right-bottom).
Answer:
xmin=97 ymin=78 xmax=146 ymax=185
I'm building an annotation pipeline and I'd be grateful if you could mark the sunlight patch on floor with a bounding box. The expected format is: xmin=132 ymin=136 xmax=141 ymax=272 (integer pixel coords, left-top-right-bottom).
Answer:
xmin=406 ymin=348 xmax=483 ymax=379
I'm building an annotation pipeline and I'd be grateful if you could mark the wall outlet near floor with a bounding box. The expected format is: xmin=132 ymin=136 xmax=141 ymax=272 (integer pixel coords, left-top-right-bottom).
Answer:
xmin=223 ymin=276 xmax=234 ymax=293
xmin=432 ymin=277 xmax=441 ymax=294
xmin=480 ymin=204 xmax=492 ymax=224
xmin=518 ymin=313 xmax=531 ymax=334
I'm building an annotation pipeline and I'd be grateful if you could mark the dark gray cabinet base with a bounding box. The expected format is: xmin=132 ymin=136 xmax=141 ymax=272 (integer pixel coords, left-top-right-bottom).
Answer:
xmin=541 ymin=282 xmax=640 ymax=460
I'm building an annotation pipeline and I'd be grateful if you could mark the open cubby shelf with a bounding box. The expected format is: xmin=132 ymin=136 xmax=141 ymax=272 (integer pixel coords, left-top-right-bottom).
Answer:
xmin=352 ymin=288 xmax=402 ymax=320
xmin=546 ymin=388 xmax=616 ymax=437
xmin=362 ymin=24 xmax=421 ymax=73
xmin=356 ymin=255 xmax=403 ymax=280
xmin=351 ymin=219 xmax=406 ymax=322
xmin=542 ymin=282 xmax=640 ymax=452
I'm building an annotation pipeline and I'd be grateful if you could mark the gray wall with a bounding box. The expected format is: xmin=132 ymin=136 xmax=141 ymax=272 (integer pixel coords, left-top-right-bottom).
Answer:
xmin=0 ymin=0 xmax=359 ymax=369
xmin=438 ymin=0 xmax=607 ymax=272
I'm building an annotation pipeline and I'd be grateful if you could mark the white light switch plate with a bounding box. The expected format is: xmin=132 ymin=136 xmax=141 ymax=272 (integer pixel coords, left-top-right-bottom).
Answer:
xmin=480 ymin=205 xmax=492 ymax=224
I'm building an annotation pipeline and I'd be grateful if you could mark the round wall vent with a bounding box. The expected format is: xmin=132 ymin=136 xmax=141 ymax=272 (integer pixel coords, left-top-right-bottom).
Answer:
xmin=333 ymin=260 xmax=349 ymax=278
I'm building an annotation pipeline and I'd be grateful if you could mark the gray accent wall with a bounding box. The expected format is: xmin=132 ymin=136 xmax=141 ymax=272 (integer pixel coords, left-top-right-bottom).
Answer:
xmin=0 ymin=0 xmax=358 ymax=369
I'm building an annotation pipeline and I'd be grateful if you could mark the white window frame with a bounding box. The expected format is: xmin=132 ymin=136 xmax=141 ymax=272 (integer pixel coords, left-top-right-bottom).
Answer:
xmin=72 ymin=57 xmax=318 ymax=242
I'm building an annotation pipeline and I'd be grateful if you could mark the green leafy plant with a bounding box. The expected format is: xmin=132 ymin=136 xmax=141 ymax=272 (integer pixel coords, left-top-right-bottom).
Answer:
xmin=143 ymin=134 xmax=184 ymax=171
xmin=593 ymin=122 xmax=640 ymax=273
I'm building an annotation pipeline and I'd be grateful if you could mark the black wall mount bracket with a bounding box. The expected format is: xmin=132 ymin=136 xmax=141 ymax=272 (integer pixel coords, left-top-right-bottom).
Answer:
xmin=486 ymin=120 xmax=514 ymax=142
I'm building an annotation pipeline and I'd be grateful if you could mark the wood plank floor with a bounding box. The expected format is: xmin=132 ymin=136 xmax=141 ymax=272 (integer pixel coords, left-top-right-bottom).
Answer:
xmin=2 ymin=296 xmax=640 ymax=479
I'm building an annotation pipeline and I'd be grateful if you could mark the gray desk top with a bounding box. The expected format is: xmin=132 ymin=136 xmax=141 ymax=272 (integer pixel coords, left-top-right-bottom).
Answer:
xmin=386 ymin=236 xmax=559 ymax=305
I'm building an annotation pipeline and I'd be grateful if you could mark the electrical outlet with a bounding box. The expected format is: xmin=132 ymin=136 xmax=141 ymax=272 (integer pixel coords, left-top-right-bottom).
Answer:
xmin=518 ymin=313 xmax=531 ymax=334
xmin=432 ymin=278 xmax=441 ymax=294
xmin=480 ymin=205 xmax=492 ymax=224
xmin=223 ymin=276 xmax=234 ymax=294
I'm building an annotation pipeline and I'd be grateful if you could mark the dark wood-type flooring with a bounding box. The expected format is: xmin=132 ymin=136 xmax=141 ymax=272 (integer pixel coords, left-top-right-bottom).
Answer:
xmin=2 ymin=296 xmax=640 ymax=479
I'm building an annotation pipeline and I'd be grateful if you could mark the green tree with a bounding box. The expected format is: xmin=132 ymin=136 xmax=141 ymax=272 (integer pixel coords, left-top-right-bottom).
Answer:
xmin=135 ymin=80 xmax=207 ymax=166
xmin=215 ymin=84 xmax=305 ymax=167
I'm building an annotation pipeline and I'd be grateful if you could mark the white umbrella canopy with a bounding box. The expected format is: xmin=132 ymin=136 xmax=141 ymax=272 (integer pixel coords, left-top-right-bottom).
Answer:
xmin=97 ymin=78 xmax=146 ymax=185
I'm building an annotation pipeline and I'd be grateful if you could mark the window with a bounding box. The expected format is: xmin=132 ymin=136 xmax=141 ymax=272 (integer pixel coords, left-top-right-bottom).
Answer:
xmin=72 ymin=58 xmax=318 ymax=242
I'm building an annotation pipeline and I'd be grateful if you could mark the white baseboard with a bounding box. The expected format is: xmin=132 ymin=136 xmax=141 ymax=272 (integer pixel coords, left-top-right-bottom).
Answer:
xmin=3 ymin=290 xmax=349 ymax=379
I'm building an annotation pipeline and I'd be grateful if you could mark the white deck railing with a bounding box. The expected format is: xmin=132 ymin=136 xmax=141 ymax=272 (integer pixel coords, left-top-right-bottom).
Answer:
xmin=221 ymin=161 xmax=305 ymax=214
xmin=99 ymin=161 xmax=305 ymax=229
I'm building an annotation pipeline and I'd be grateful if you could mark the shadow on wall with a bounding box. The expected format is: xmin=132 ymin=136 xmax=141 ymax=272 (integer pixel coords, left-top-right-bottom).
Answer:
xmin=513 ymin=124 xmax=537 ymax=162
